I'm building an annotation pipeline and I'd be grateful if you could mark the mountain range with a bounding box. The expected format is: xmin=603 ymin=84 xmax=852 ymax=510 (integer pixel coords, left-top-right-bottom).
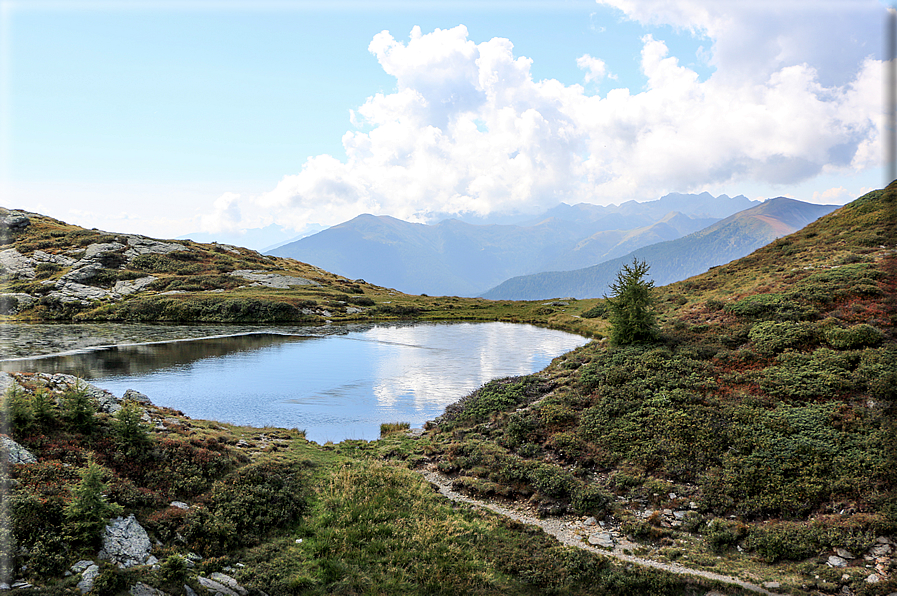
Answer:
xmin=269 ymin=192 xmax=759 ymax=296
xmin=482 ymin=197 xmax=839 ymax=300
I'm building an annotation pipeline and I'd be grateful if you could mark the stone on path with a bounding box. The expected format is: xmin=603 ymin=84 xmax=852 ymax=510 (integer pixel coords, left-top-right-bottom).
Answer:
xmin=588 ymin=532 xmax=615 ymax=549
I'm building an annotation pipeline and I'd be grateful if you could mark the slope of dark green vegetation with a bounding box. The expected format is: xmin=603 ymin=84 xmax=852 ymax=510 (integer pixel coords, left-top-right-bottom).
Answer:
xmin=405 ymin=186 xmax=897 ymax=594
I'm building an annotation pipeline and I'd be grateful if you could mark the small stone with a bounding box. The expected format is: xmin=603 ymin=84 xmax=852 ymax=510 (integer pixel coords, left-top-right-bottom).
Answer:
xmin=130 ymin=582 xmax=170 ymax=596
xmin=835 ymin=548 xmax=855 ymax=559
xmin=184 ymin=586 xmax=197 ymax=596
xmin=583 ymin=517 xmax=597 ymax=526
xmin=762 ymin=581 xmax=781 ymax=589
xmin=70 ymin=560 xmax=95 ymax=573
xmin=295 ymin=538 xmax=303 ymax=544
xmin=10 ymin=582 xmax=31 ymax=589
xmin=870 ymin=543 xmax=892 ymax=556
xmin=209 ymin=573 xmax=247 ymax=595
xmin=588 ymin=532 xmax=615 ymax=549
xmin=669 ymin=493 xmax=677 ymax=500
xmin=197 ymin=577 xmax=239 ymax=596
xmin=123 ymin=389 xmax=152 ymax=404
xmin=170 ymin=501 xmax=189 ymax=510
xmin=828 ymin=555 xmax=848 ymax=568
xmin=866 ymin=573 xmax=880 ymax=584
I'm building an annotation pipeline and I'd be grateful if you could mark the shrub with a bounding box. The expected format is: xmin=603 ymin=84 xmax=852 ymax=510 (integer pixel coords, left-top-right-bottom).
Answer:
xmin=348 ymin=296 xmax=375 ymax=306
xmin=823 ymin=324 xmax=884 ymax=350
xmin=63 ymin=384 xmax=97 ymax=434
xmin=748 ymin=321 xmax=818 ymax=355
xmin=112 ymin=401 xmax=151 ymax=453
xmin=379 ymin=422 xmax=410 ymax=437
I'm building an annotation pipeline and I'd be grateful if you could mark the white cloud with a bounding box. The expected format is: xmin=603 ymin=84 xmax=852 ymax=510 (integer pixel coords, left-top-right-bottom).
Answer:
xmin=577 ymin=54 xmax=608 ymax=83
xmin=218 ymin=12 xmax=882 ymax=232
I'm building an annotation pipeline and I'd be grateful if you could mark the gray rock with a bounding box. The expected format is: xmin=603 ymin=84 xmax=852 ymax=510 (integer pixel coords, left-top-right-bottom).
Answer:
xmin=866 ymin=573 xmax=881 ymax=583
xmin=1 ymin=211 xmax=31 ymax=232
xmin=0 ymin=293 xmax=36 ymax=315
xmin=588 ymin=532 xmax=615 ymax=549
xmin=0 ymin=249 xmax=35 ymax=279
xmin=122 ymin=236 xmax=187 ymax=260
xmin=762 ymin=581 xmax=781 ymax=589
xmin=71 ymin=560 xmax=95 ymax=573
xmin=583 ymin=517 xmax=597 ymax=526
xmin=196 ymin=576 xmax=239 ymax=596
xmin=59 ymin=263 xmax=104 ymax=284
xmin=32 ymin=250 xmax=77 ymax=267
xmin=184 ymin=586 xmax=197 ymax=596
xmin=99 ymin=515 xmax=154 ymax=568
xmin=82 ymin=242 xmax=124 ymax=259
xmin=123 ymin=389 xmax=152 ymax=405
xmin=835 ymin=547 xmax=855 ymax=559
xmin=828 ymin=555 xmax=848 ymax=567
xmin=77 ymin=564 xmax=100 ymax=594
xmin=113 ymin=276 xmax=157 ymax=296
xmin=229 ymin=270 xmax=321 ymax=289
xmin=1 ymin=436 xmax=37 ymax=464
xmin=346 ymin=307 xmax=364 ymax=314
xmin=0 ymin=372 xmax=17 ymax=395
xmin=130 ymin=583 xmax=170 ymax=596
xmin=170 ymin=501 xmax=189 ymax=510
xmin=209 ymin=573 xmax=247 ymax=595
xmin=49 ymin=281 xmax=115 ymax=303
xmin=870 ymin=543 xmax=893 ymax=556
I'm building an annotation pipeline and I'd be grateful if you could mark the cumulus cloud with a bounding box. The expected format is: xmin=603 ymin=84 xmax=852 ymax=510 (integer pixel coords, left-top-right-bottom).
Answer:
xmin=577 ymin=54 xmax=609 ymax=83
xmin=221 ymin=9 xmax=882 ymax=232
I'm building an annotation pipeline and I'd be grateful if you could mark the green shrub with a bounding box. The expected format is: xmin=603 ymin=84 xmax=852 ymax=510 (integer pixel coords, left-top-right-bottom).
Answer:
xmin=571 ymin=485 xmax=612 ymax=517
xmin=63 ymin=384 xmax=97 ymax=434
xmin=823 ymin=324 xmax=884 ymax=349
xmin=761 ymin=348 xmax=856 ymax=400
xmin=112 ymin=401 xmax=151 ymax=453
xmin=348 ymin=296 xmax=375 ymax=306
xmin=725 ymin=293 xmax=817 ymax=321
xmin=701 ymin=518 xmax=746 ymax=553
xmin=748 ymin=321 xmax=818 ymax=355
xmin=580 ymin=303 xmax=606 ymax=319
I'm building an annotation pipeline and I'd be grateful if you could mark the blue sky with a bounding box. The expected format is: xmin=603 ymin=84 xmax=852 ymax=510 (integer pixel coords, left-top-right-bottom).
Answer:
xmin=0 ymin=0 xmax=886 ymax=244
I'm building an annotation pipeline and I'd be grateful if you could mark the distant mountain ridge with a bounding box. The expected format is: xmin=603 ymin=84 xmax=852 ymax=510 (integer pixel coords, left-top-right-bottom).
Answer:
xmin=481 ymin=197 xmax=839 ymax=300
xmin=269 ymin=192 xmax=758 ymax=296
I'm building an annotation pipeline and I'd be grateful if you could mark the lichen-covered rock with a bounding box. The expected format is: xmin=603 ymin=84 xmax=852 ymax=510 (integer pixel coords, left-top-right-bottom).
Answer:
xmin=99 ymin=515 xmax=154 ymax=568
xmin=48 ymin=281 xmax=116 ymax=303
xmin=32 ymin=249 xmax=77 ymax=267
xmin=122 ymin=236 xmax=187 ymax=259
xmin=0 ymin=248 xmax=35 ymax=279
xmin=1 ymin=435 xmax=37 ymax=464
xmin=229 ymin=270 xmax=320 ymax=289
xmin=77 ymin=564 xmax=100 ymax=594
xmin=113 ymin=276 xmax=157 ymax=296
xmin=1 ymin=211 xmax=31 ymax=232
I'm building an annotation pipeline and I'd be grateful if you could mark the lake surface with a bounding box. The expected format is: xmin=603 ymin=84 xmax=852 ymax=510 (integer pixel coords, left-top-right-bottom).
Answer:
xmin=1 ymin=322 xmax=589 ymax=443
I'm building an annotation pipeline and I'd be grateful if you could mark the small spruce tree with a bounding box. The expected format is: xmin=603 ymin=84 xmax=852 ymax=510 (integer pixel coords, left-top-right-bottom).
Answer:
xmin=112 ymin=401 xmax=150 ymax=453
xmin=64 ymin=459 xmax=123 ymax=550
xmin=604 ymin=258 xmax=659 ymax=345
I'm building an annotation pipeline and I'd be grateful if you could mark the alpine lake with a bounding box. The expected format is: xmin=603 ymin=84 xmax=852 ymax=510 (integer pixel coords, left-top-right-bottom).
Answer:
xmin=0 ymin=322 xmax=589 ymax=443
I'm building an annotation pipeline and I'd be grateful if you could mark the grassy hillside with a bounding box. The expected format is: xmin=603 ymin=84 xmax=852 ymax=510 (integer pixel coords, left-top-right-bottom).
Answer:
xmin=483 ymin=198 xmax=837 ymax=300
xmin=411 ymin=186 xmax=896 ymax=593
xmin=0 ymin=207 xmax=606 ymax=338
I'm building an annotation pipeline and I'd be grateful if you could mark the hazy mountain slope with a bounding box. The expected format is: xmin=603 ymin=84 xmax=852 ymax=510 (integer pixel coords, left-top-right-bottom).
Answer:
xmin=482 ymin=198 xmax=838 ymax=300
xmin=270 ymin=193 xmax=756 ymax=296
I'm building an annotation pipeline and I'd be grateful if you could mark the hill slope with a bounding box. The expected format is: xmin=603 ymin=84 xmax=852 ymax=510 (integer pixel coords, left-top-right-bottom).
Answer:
xmin=482 ymin=198 xmax=838 ymax=300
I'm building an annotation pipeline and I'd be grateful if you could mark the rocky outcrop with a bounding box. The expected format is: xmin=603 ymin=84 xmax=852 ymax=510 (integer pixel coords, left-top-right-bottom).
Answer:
xmin=229 ymin=270 xmax=320 ymax=289
xmin=0 ymin=248 xmax=35 ymax=279
xmin=99 ymin=515 xmax=157 ymax=568
xmin=1 ymin=211 xmax=31 ymax=233
xmin=123 ymin=389 xmax=152 ymax=405
xmin=32 ymin=249 xmax=77 ymax=267
xmin=48 ymin=281 xmax=116 ymax=304
xmin=113 ymin=276 xmax=157 ymax=296
xmin=0 ymin=292 xmax=36 ymax=315
xmin=1 ymin=435 xmax=37 ymax=464
xmin=122 ymin=235 xmax=187 ymax=259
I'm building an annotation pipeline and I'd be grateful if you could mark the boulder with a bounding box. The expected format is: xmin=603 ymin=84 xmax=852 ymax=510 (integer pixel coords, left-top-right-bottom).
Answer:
xmin=48 ymin=281 xmax=115 ymax=303
xmin=59 ymin=263 xmax=104 ymax=284
xmin=209 ymin=573 xmax=247 ymax=595
xmin=1 ymin=211 xmax=31 ymax=232
xmin=827 ymin=555 xmax=848 ymax=567
xmin=123 ymin=389 xmax=152 ymax=405
xmin=0 ymin=372 xmax=17 ymax=395
xmin=113 ymin=276 xmax=157 ymax=296
xmin=122 ymin=236 xmax=187 ymax=260
xmin=0 ymin=248 xmax=35 ymax=279
xmin=197 ymin=576 xmax=240 ymax=596
xmin=77 ymin=564 xmax=100 ymax=594
xmin=587 ymin=532 xmax=615 ymax=549
xmin=99 ymin=515 xmax=154 ymax=568
xmin=1 ymin=436 xmax=37 ymax=464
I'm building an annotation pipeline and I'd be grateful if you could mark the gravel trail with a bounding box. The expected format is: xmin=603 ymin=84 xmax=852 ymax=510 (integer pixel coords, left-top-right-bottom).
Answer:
xmin=418 ymin=469 xmax=786 ymax=596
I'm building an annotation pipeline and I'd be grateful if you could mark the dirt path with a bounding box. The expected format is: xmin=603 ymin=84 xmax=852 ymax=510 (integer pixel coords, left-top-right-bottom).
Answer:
xmin=418 ymin=469 xmax=786 ymax=596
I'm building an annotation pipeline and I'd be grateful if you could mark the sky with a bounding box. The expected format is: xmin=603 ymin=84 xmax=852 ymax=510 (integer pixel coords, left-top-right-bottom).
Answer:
xmin=0 ymin=0 xmax=888 ymax=246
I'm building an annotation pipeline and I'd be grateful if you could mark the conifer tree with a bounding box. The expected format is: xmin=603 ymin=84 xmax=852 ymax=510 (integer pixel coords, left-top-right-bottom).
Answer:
xmin=63 ymin=459 xmax=123 ymax=549
xmin=604 ymin=258 xmax=659 ymax=345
